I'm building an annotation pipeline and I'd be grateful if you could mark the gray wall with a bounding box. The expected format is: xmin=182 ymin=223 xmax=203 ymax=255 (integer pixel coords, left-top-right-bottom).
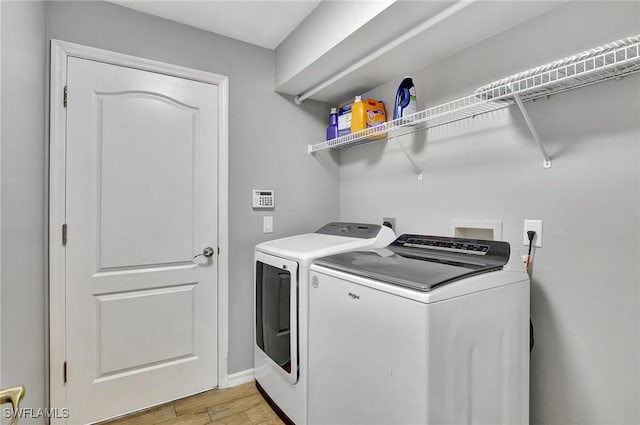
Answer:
xmin=1 ymin=0 xmax=338 ymax=418
xmin=340 ymin=2 xmax=640 ymax=424
xmin=1 ymin=2 xmax=47 ymax=423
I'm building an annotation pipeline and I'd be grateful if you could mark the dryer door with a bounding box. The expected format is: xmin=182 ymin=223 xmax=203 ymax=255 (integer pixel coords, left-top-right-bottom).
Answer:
xmin=255 ymin=251 xmax=299 ymax=384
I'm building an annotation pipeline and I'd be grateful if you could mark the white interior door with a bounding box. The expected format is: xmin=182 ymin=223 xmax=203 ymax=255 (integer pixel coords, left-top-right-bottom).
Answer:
xmin=65 ymin=56 xmax=219 ymax=424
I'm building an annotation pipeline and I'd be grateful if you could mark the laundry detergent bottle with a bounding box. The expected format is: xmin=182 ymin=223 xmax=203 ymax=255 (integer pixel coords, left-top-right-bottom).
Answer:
xmin=364 ymin=98 xmax=387 ymax=140
xmin=326 ymin=107 xmax=338 ymax=140
xmin=350 ymin=96 xmax=366 ymax=133
xmin=393 ymin=77 xmax=417 ymax=121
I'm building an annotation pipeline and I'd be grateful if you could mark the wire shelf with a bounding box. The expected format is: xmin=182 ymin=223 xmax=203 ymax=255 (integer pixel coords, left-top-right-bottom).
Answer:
xmin=308 ymin=95 xmax=512 ymax=153
xmin=477 ymin=35 xmax=640 ymax=102
xmin=309 ymin=34 xmax=640 ymax=154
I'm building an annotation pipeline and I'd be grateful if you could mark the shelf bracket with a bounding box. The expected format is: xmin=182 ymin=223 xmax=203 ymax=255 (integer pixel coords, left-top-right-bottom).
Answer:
xmin=512 ymin=92 xmax=552 ymax=169
xmin=394 ymin=138 xmax=424 ymax=180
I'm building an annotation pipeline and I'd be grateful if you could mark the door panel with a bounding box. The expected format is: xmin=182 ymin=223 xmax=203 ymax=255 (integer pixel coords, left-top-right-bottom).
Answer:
xmin=98 ymin=92 xmax=198 ymax=269
xmin=96 ymin=284 xmax=196 ymax=376
xmin=65 ymin=56 xmax=218 ymax=424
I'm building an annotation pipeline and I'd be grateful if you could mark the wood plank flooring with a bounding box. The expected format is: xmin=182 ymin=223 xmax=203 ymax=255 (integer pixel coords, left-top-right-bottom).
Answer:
xmin=100 ymin=382 xmax=285 ymax=425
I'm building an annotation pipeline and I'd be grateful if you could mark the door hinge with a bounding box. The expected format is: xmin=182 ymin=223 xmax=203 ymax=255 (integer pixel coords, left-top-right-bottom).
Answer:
xmin=62 ymin=224 xmax=68 ymax=246
xmin=217 ymin=246 xmax=220 ymax=255
xmin=63 ymin=361 xmax=67 ymax=384
xmin=63 ymin=85 xmax=68 ymax=108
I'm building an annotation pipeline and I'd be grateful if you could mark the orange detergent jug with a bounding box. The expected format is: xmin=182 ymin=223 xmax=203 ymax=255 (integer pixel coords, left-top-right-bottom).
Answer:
xmin=351 ymin=97 xmax=387 ymax=140
xmin=364 ymin=98 xmax=386 ymax=139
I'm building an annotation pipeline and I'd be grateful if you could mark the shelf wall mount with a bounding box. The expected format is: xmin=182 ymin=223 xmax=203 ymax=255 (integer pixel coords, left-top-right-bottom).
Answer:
xmin=394 ymin=137 xmax=424 ymax=180
xmin=511 ymin=88 xmax=552 ymax=169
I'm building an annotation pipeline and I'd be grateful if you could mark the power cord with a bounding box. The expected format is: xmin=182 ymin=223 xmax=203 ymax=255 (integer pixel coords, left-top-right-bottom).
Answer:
xmin=526 ymin=230 xmax=535 ymax=271
xmin=526 ymin=230 xmax=536 ymax=352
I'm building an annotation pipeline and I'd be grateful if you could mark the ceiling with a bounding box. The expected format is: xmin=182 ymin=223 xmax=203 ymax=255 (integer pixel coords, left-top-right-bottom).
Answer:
xmin=274 ymin=0 xmax=564 ymax=103
xmin=109 ymin=0 xmax=322 ymax=49
xmin=107 ymin=0 xmax=565 ymax=103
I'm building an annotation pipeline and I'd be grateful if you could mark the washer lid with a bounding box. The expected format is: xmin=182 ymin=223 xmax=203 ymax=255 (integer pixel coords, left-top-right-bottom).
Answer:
xmin=313 ymin=235 xmax=511 ymax=292
xmin=255 ymin=222 xmax=396 ymax=266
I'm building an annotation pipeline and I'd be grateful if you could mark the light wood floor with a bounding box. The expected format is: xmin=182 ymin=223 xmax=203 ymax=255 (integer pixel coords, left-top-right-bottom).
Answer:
xmin=100 ymin=381 xmax=285 ymax=425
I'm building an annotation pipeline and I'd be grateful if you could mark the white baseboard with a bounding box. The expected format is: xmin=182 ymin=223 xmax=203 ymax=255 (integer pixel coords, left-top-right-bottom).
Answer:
xmin=227 ymin=368 xmax=255 ymax=387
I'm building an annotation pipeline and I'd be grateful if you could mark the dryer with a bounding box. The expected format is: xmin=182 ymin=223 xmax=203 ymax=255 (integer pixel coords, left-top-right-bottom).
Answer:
xmin=308 ymin=234 xmax=530 ymax=425
xmin=254 ymin=222 xmax=396 ymax=424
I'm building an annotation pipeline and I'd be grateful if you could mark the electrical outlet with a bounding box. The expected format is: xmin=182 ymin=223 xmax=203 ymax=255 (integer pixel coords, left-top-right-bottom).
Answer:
xmin=263 ymin=216 xmax=273 ymax=234
xmin=382 ymin=217 xmax=396 ymax=231
xmin=523 ymin=219 xmax=543 ymax=247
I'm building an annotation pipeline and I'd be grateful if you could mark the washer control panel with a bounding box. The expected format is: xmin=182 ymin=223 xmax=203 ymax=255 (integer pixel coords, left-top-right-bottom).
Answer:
xmin=252 ymin=189 xmax=274 ymax=209
xmin=402 ymin=236 xmax=489 ymax=255
xmin=391 ymin=234 xmax=511 ymax=266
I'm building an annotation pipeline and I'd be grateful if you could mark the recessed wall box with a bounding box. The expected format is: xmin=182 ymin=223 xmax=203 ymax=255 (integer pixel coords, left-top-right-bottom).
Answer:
xmin=449 ymin=220 xmax=503 ymax=241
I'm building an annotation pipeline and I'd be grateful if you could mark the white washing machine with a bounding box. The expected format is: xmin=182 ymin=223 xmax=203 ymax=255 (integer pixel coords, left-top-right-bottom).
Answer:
xmin=308 ymin=234 xmax=530 ymax=425
xmin=254 ymin=222 xmax=396 ymax=424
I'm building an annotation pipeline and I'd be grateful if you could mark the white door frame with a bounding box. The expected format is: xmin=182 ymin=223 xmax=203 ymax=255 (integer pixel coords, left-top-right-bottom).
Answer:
xmin=48 ymin=39 xmax=230 ymax=417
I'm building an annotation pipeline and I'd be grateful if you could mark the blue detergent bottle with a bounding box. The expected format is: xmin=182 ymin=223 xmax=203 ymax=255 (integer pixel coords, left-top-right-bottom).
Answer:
xmin=326 ymin=107 xmax=339 ymax=140
xmin=393 ymin=77 xmax=417 ymax=121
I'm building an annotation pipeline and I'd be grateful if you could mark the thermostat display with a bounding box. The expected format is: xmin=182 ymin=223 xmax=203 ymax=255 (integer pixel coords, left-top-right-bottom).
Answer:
xmin=252 ymin=189 xmax=274 ymax=209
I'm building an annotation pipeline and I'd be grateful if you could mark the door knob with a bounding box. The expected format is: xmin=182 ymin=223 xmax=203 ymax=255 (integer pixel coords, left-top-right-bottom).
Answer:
xmin=194 ymin=247 xmax=215 ymax=259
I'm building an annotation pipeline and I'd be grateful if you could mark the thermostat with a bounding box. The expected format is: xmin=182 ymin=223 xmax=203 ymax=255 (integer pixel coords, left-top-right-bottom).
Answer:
xmin=252 ymin=189 xmax=274 ymax=209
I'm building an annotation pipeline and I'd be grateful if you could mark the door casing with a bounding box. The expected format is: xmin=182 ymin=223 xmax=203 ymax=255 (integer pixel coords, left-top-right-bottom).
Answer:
xmin=48 ymin=39 xmax=230 ymax=422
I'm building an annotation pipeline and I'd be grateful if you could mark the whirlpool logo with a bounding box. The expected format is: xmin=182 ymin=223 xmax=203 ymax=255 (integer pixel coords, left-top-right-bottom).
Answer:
xmin=348 ymin=292 xmax=360 ymax=300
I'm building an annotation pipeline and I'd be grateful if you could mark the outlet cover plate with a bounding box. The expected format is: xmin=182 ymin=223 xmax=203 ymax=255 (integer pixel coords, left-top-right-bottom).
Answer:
xmin=382 ymin=217 xmax=396 ymax=232
xmin=523 ymin=219 xmax=542 ymax=247
xmin=263 ymin=216 xmax=273 ymax=234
